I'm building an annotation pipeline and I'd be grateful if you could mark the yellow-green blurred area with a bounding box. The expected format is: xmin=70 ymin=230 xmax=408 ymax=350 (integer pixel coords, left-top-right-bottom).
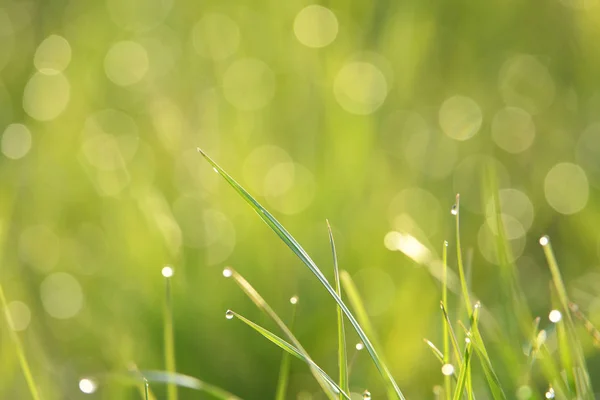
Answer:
xmin=3 ymin=0 xmax=600 ymax=398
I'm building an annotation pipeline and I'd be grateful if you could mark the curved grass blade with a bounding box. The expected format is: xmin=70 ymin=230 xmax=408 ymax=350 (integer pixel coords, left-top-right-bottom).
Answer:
xmin=327 ymin=220 xmax=349 ymax=398
xmin=340 ymin=270 xmax=398 ymax=399
xmin=199 ymin=148 xmax=405 ymax=399
xmin=453 ymin=194 xmax=472 ymax=317
xmin=142 ymin=371 xmax=242 ymax=400
xmin=424 ymin=339 xmax=444 ymax=364
xmin=275 ymin=299 xmax=297 ymax=400
xmin=440 ymin=302 xmax=462 ymax=366
xmin=225 ymin=267 xmax=337 ymax=399
xmin=0 ymin=282 xmax=41 ymax=400
xmin=442 ymin=241 xmax=452 ymax=400
xmin=230 ymin=310 xmax=351 ymax=400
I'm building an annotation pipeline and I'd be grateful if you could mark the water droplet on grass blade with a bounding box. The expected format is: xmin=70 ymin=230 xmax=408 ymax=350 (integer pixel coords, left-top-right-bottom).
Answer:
xmin=441 ymin=363 xmax=454 ymax=376
xmin=363 ymin=390 xmax=371 ymax=400
xmin=79 ymin=378 xmax=97 ymax=394
xmin=225 ymin=310 xmax=234 ymax=320
xmin=161 ymin=265 xmax=174 ymax=277
xmin=451 ymin=204 xmax=458 ymax=215
xmin=222 ymin=267 xmax=232 ymax=278
xmin=289 ymin=295 xmax=299 ymax=304
xmin=549 ymin=309 xmax=562 ymax=323
xmin=355 ymin=342 xmax=364 ymax=350
xmin=539 ymin=235 xmax=549 ymax=246
xmin=545 ymin=387 xmax=555 ymax=399
xmin=444 ymin=240 xmax=448 ymax=247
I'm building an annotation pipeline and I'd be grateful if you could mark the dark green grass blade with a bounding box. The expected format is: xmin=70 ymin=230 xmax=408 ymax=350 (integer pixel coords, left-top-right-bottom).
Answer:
xmin=327 ymin=220 xmax=349 ymax=398
xmin=0 ymin=282 xmax=42 ymax=400
xmin=275 ymin=299 xmax=297 ymax=400
xmin=225 ymin=267 xmax=337 ymax=399
xmin=453 ymin=194 xmax=472 ymax=317
xmin=230 ymin=311 xmax=351 ymax=400
xmin=199 ymin=148 xmax=405 ymax=399
xmin=440 ymin=302 xmax=462 ymax=366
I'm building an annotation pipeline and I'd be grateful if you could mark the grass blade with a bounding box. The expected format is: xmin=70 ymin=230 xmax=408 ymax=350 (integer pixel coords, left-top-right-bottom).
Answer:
xmin=424 ymin=339 xmax=445 ymax=364
xmin=440 ymin=302 xmax=462 ymax=366
xmin=442 ymin=241 xmax=452 ymax=400
xmin=453 ymin=194 xmax=472 ymax=317
xmin=569 ymin=302 xmax=600 ymax=348
xmin=199 ymin=148 xmax=405 ymax=399
xmin=327 ymin=220 xmax=349 ymax=398
xmin=452 ymin=339 xmax=473 ymax=400
xmin=162 ymin=266 xmax=177 ymax=400
xmin=229 ymin=310 xmax=351 ymax=400
xmin=340 ymin=270 xmax=398 ymax=399
xmin=224 ymin=267 xmax=337 ymax=399
xmin=275 ymin=298 xmax=297 ymax=400
xmin=142 ymin=371 xmax=242 ymax=400
xmin=0 ymin=283 xmax=42 ymax=400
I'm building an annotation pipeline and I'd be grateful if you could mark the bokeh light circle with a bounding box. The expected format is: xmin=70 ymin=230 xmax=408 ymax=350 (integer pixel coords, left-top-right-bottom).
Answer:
xmin=40 ymin=272 xmax=84 ymax=319
xmin=453 ymin=155 xmax=510 ymax=213
xmin=334 ymin=62 xmax=388 ymax=115
xmin=222 ymin=58 xmax=276 ymax=111
xmin=34 ymin=34 xmax=72 ymax=75
xmin=104 ymin=41 xmax=149 ymax=86
xmin=499 ymin=55 xmax=555 ymax=115
xmin=6 ymin=300 xmax=31 ymax=331
xmin=2 ymin=123 xmax=31 ymax=159
xmin=264 ymin=162 xmax=316 ymax=215
xmin=293 ymin=5 xmax=338 ymax=48
xmin=491 ymin=107 xmax=535 ymax=153
xmin=544 ymin=162 xmax=589 ymax=215
xmin=439 ymin=95 xmax=482 ymax=141
xmin=192 ymin=13 xmax=240 ymax=60
xmin=23 ymin=72 xmax=70 ymax=121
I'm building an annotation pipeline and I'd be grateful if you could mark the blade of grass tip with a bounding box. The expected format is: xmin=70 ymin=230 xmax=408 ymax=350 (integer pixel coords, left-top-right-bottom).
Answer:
xmin=161 ymin=265 xmax=177 ymax=400
xmin=540 ymin=236 xmax=593 ymax=396
xmin=144 ymin=378 xmax=150 ymax=400
xmin=275 ymin=297 xmax=298 ymax=400
xmin=223 ymin=267 xmax=337 ymax=399
xmin=198 ymin=148 xmax=405 ymax=399
xmin=452 ymin=338 xmax=473 ymax=400
xmin=327 ymin=220 xmax=349 ymax=398
xmin=141 ymin=371 xmax=243 ymax=400
xmin=442 ymin=241 xmax=452 ymax=400
xmin=127 ymin=363 xmax=158 ymax=400
xmin=228 ymin=310 xmax=351 ymax=400
xmin=339 ymin=270 xmax=397 ymax=399
xmin=453 ymin=194 xmax=472 ymax=317
xmin=569 ymin=302 xmax=600 ymax=348
xmin=440 ymin=302 xmax=462 ymax=367
xmin=424 ymin=339 xmax=445 ymax=364
xmin=0 ymin=282 xmax=41 ymax=400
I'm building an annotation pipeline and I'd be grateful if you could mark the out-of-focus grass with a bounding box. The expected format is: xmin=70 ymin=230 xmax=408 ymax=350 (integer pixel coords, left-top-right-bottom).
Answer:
xmin=2 ymin=0 xmax=600 ymax=398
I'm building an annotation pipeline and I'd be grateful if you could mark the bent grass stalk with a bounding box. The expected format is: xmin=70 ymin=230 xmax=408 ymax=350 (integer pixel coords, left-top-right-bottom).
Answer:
xmin=327 ymin=220 xmax=349 ymax=399
xmin=224 ymin=267 xmax=337 ymax=399
xmin=198 ymin=148 xmax=405 ymax=399
xmin=162 ymin=267 xmax=177 ymax=400
xmin=275 ymin=298 xmax=297 ymax=400
xmin=229 ymin=310 xmax=351 ymax=400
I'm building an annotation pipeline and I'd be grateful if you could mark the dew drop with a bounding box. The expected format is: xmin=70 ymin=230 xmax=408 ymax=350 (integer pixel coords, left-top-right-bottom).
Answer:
xmin=290 ymin=295 xmax=299 ymax=305
xmin=441 ymin=363 xmax=454 ymax=376
xmin=451 ymin=204 xmax=458 ymax=215
xmin=539 ymin=235 xmax=549 ymax=246
xmin=474 ymin=301 xmax=482 ymax=309
xmin=161 ymin=266 xmax=174 ymax=277
xmin=363 ymin=390 xmax=372 ymax=400
xmin=79 ymin=378 xmax=97 ymax=394
xmin=222 ymin=267 xmax=233 ymax=278
xmin=355 ymin=342 xmax=364 ymax=350
xmin=212 ymin=167 xmax=219 ymax=174
xmin=465 ymin=337 xmax=471 ymax=344
xmin=545 ymin=387 xmax=555 ymax=399
xmin=444 ymin=240 xmax=448 ymax=247
xmin=225 ymin=309 xmax=234 ymax=320
xmin=549 ymin=309 xmax=562 ymax=323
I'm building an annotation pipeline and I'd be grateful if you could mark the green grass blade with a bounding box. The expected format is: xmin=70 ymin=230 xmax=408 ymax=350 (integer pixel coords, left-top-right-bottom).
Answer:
xmin=229 ymin=310 xmax=351 ymax=400
xmin=199 ymin=149 xmax=405 ymax=399
xmin=275 ymin=299 xmax=297 ymax=400
xmin=440 ymin=302 xmax=462 ymax=366
xmin=0 ymin=282 xmax=42 ymax=400
xmin=569 ymin=302 xmax=600 ymax=348
xmin=142 ymin=371 xmax=242 ymax=400
xmin=424 ymin=339 xmax=445 ymax=364
xmin=453 ymin=194 xmax=472 ymax=317
xmin=327 ymin=220 xmax=349 ymax=398
xmin=224 ymin=267 xmax=337 ymax=399
xmin=540 ymin=236 xmax=593 ymax=397
xmin=340 ymin=270 xmax=398 ymax=399
xmin=442 ymin=241 xmax=452 ymax=400
xmin=144 ymin=378 xmax=150 ymax=400
xmin=162 ymin=267 xmax=177 ymax=400
xmin=452 ymin=339 xmax=473 ymax=400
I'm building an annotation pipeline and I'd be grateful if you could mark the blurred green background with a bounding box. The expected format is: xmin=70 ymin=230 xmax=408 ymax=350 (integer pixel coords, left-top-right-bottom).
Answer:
xmin=2 ymin=0 xmax=600 ymax=398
